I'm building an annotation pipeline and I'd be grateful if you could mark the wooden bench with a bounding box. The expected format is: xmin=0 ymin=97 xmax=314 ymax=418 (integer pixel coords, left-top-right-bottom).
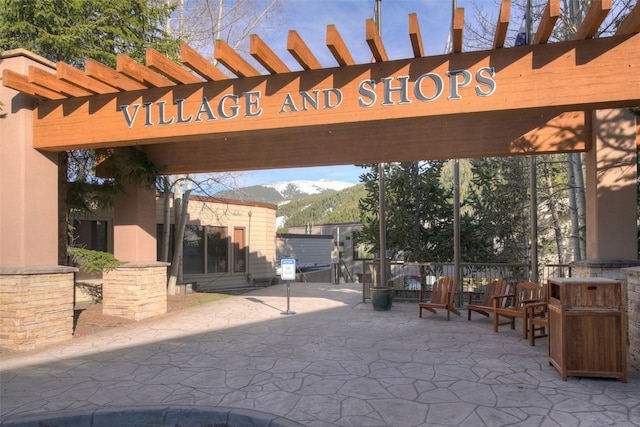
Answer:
xmin=418 ymin=277 xmax=460 ymax=321
xmin=466 ymin=278 xmax=511 ymax=320
xmin=493 ymin=282 xmax=546 ymax=338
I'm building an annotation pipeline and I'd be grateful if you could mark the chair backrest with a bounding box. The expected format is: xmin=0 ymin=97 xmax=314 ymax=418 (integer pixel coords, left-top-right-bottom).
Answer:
xmin=431 ymin=276 xmax=454 ymax=304
xmin=513 ymin=282 xmax=545 ymax=307
xmin=479 ymin=278 xmax=505 ymax=306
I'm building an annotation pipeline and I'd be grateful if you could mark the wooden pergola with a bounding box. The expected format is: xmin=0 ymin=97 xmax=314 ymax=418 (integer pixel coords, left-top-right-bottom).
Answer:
xmin=2 ymin=0 xmax=639 ymax=175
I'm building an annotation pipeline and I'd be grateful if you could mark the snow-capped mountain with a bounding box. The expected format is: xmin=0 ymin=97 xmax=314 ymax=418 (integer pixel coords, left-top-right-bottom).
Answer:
xmin=214 ymin=179 xmax=356 ymax=205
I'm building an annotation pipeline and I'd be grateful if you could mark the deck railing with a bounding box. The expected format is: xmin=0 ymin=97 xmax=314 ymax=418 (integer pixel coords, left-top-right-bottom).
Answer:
xmin=362 ymin=261 xmax=572 ymax=303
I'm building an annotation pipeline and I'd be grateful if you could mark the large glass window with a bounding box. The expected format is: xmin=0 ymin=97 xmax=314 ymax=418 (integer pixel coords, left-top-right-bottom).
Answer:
xmin=183 ymin=225 xmax=204 ymax=274
xmin=207 ymin=226 xmax=229 ymax=273
xmin=233 ymin=227 xmax=246 ymax=273
xmin=72 ymin=220 xmax=108 ymax=252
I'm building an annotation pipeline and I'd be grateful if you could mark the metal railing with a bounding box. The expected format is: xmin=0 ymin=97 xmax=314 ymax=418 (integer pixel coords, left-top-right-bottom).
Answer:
xmin=362 ymin=261 xmax=572 ymax=303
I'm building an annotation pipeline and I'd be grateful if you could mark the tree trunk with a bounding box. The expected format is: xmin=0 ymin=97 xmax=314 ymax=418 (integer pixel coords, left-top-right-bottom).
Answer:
xmin=572 ymin=153 xmax=586 ymax=260
xmin=167 ymin=176 xmax=191 ymax=295
xmin=542 ymin=161 xmax=564 ymax=264
xmin=160 ymin=177 xmax=171 ymax=262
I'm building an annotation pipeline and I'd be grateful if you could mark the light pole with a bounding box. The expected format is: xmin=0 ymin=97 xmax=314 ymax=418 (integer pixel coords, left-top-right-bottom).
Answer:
xmin=375 ymin=0 xmax=387 ymax=288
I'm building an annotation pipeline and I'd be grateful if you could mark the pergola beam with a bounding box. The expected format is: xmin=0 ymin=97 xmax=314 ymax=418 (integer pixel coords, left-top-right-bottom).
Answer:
xmin=28 ymin=66 xmax=92 ymax=97
xmin=574 ymin=0 xmax=611 ymax=40
xmin=146 ymin=48 xmax=202 ymax=84
xmin=85 ymin=59 xmax=147 ymax=91
xmin=408 ymin=13 xmax=424 ymax=58
xmin=533 ymin=0 xmax=560 ymax=44
xmin=180 ymin=44 xmax=228 ymax=81
xmin=493 ymin=0 xmax=511 ymax=49
xmin=366 ymin=18 xmax=388 ymax=62
xmin=250 ymin=34 xmax=291 ymax=74
xmin=56 ymin=62 xmax=118 ymax=95
xmin=452 ymin=8 xmax=464 ymax=53
xmin=214 ymin=39 xmax=260 ymax=77
xmin=326 ymin=25 xmax=355 ymax=66
xmin=117 ymin=54 xmax=174 ymax=88
xmin=287 ymin=30 xmax=322 ymax=70
xmin=2 ymin=69 xmax=65 ymax=100
xmin=615 ymin=1 xmax=640 ymax=35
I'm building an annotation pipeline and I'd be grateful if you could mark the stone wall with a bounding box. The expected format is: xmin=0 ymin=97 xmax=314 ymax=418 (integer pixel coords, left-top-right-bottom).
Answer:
xmin=0 ymin=267 xmax=76 ymax=352
xmin=102 ymin=263 xmax=168 ymax=321
xmin=624 ymin=267 xmax=640 ymax=371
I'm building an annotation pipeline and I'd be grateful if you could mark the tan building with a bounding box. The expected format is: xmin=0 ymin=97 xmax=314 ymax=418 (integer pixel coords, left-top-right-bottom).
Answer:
xmin=73 ymin=194 xmax=277 ymax=292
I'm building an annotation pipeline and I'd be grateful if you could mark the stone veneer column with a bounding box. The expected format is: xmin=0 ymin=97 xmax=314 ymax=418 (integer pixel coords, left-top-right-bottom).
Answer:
xmin=0 ymin=266 xmax=76 ymax=352
xmin=623 ymin=267 xmax=640 ymax=371
xmin=103 ymin=263 xmax=169 ymax=321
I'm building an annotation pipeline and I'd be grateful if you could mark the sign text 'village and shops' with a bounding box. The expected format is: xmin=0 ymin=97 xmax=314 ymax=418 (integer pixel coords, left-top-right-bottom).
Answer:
xmin=120 ymin=67 xmax=497 ymax=128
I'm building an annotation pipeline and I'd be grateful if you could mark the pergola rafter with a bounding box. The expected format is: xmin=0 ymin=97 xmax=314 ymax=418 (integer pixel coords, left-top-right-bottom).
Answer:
xmin=3 ymin=1 xmax=638 ymax=102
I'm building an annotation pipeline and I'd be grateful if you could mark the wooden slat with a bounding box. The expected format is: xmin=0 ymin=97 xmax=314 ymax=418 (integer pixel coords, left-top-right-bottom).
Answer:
xmin=117 ymin=54 xmax=174 ymax=88
xmin=286 ymin=30 xmax=322 ymax=70
xmin=326 ymin=25 xmax=355 ymax=66
xmin=180 ymin=44 xmax=228 ymax=81
xmin=56 ymin=62 xmax=118 ymax=94
xmin=493 ymin=0 xmax=511 ymax=49
xmin=2 ymin=69 xmax=65 ymax=100
xmin=453 ymin=8 xmax=465 ymax=53
xmin=214 ymin=39 xmax=260 ymax=77
xmin=533 ymin=0 xmax=560 ymax=44
xmin=250 ymin=34 xmax=290 ymax=74
xmin=408 ymin=13 xmax=424 ymax=57
xmin=366 ymin=18 xmax=388 ymax=62
xmin=146 ymin=48 xmax=202 ymax=84
xmin=85 ymin=59 xmax=147 ymax=91
xmin=574 ymin=0 xmax=612 ymax=40
xmin=615 ymin=1 xmax=640 ymax=35
xmin=28 ymin=66 xmax=92 ymax=97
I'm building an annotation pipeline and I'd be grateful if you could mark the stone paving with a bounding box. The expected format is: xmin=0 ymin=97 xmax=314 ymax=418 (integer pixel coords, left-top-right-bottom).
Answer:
xmin=1 ymin=282 xmax=639 ymax=426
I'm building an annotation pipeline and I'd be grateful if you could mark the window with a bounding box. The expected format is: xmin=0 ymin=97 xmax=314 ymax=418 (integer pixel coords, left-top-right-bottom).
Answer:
xmin=207 ymin=226 xmax=228 ymax=273
xmin=183 ymin=225 xmax=204 ymax=274
xmin=233 ymin=227 xmax=246 ymax=273
xmin=72 ymin=220 xmax=108 ymax=252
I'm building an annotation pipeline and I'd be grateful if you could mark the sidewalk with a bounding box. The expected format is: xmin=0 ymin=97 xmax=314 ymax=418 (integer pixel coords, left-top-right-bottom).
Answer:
xmin=1 ymin=282 xmax=638 ymax=426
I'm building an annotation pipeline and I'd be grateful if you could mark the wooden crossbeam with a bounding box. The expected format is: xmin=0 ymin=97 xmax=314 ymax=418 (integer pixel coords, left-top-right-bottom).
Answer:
xmin=453 ymin=8 xmax=464 ymax=53
xmin=493 ymin=0 xmax=511 ymax=49
xmin=615 ymin=1 xmax=640 ymax=35
xmin=2 ymin=69 xmax=65 ymax=100
xmin=366 ymin=18 xmax=388 ymax=62
xmin=117 ymin=54 xmax=174 ymax=88
xmin=180 ymin=44 xmax=228 ymax=81
xmin=85 ymin=59 xmax=147 ymax=91
xmin=28 ymin=66 xmax=92 ymax=97
xmin=408 ymin=13 xmax=424 ymax=58
xmin=533 ymin=0 xmax=560 ymax=44
xmin=287 ymin=30 xmax=322 ymax=70
xmin=56 ymin=62 xmax=118 ymax=94
xmin=250 ymin=34 xmax=290 ymax=74
xmin=574 ymin=0 xmax=611 ymax=40
xmin=215 ymin=39 xmax=260 ymax=77
xmin=146 ymin=48 xmax=202 ymax=84
xmin=326 ymin=25 xmax=355 ymax=66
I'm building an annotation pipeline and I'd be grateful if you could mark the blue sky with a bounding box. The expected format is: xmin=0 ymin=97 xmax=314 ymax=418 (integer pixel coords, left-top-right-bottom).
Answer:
xmin=241 ymin=0 xmax=475 ymax=186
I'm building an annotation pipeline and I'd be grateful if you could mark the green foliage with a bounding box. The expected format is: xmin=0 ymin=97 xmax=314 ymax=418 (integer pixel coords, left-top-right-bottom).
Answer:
xmin=0 ymin=0 xmax=181 ymax=67
xmin=277 ymin=184 xmax=366 ymax=232
xmin=68 ymin=247 xmax=124 ymax=273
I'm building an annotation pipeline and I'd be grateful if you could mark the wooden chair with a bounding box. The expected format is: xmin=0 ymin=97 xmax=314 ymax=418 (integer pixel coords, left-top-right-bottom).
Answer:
xmin=466 ymin=278 xmax=511 ymax=320
xmin=418 ymin=276 xmax=460 ymax=320
xmin=493 ymin=282 xmax=546 ymax=338
xmin=526 ymin=301 xmax=549 ymax=346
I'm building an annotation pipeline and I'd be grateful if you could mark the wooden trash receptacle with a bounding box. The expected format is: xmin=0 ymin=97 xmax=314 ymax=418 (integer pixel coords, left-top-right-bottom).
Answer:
xmin=547 ymin=278 xmax=627 ymax=383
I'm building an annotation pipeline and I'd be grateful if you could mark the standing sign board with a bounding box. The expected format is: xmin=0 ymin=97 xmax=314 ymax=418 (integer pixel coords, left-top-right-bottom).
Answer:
xmin=280 ymin=259 xmax=296 ymax=315
xmin=281 ymin=259 xmax=296 ymax=281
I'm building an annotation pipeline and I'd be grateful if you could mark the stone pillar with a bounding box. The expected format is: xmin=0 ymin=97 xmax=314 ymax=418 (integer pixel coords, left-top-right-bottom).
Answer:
xmin=0 ymin=51 xmax=78 ymax=351
xmin=105 ymin=182 xmax=167 ymax=320
xmin=102 ymin=263 xmax=168 ymax=320
xmin=623 ymin=267 xmax=640 ymax=371
xmin=0 ymin=266 xmax=76 ymax=351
